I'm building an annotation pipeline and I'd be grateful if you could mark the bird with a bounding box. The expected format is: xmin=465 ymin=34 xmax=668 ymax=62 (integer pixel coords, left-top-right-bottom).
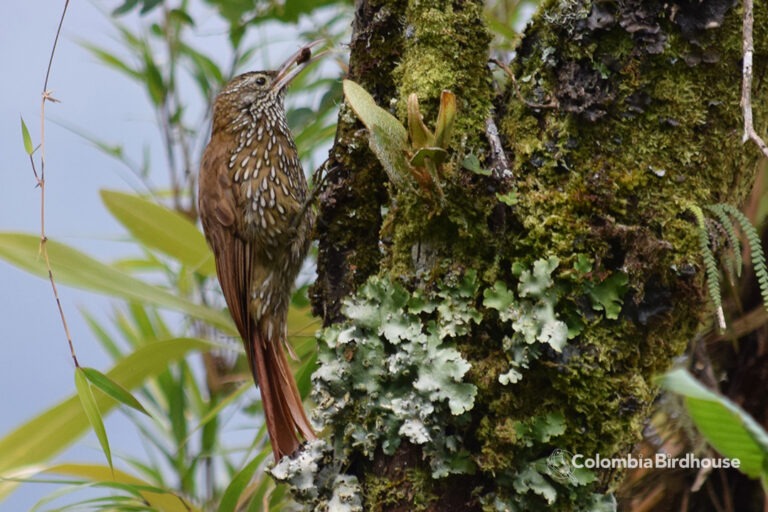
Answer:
xmin=198 ymin=41 xmax=321 ymax=460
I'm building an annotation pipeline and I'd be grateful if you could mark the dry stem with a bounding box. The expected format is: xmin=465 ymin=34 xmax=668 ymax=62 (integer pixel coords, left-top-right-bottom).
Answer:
xmin=33 ymin=0 xmax=78 ymax=367
xmin=742 ymin=0 xmax=768 ymax=158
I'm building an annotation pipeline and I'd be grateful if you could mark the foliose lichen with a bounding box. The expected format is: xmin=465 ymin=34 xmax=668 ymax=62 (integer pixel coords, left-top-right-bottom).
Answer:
xmin=483 ymin=256 xmax=569 ymax=385
xmin=312 ymin=274 xmax=479 ymax=478
xmin=269 ymin=439 xmax=364 ymax=511
xmin=279 ymin=257 xmax=629 ymax=510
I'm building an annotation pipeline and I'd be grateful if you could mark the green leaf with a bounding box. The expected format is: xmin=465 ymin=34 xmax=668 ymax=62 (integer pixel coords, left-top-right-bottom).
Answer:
xmin=0 ymin=232 xmax=233 ymax=333
xmin=139 ymin=0 xmax=162 ymax=14
xmin=168 ymin=8 xmax=194 ymax=26
xmin=0 ymin=338 xmax=215 ymax=500
xmin=218 ymin=452 xmax=269 ymax=512
xmin=142 ymin=49 xmax=166 ymax=106
xmin=659 ymin=369 xmax=768 ymax=479
xmin=688 ymin=204 xmax=723 ymax=327
xmin=487 ymin=16 xmax=521 ymax=49
xmin=180 ymin=43 xmax=224 ymax=96
xmin=80 ymin=367 xmax=149 ymax=417
xmin=20 ymin=117 xmax=34 ymax=155
xmin=514 ymin=465 xmax=557 ymax=504
xmin=112 ymin=0 xmax=139 ymax=16
xmin=81 ymin=309 xmax=122 ymax=359
xmin=573 ymin=254 xmax=593 ymax=274
xmin=518 ymin=256 xmax=560 ymax=298
xmin=75 ymin=368 xmax=112 ymax=471
xmin=47 ymin=463 xmax=196 ymax=512
xmin=369 ymin=125 xmax=413 ymax=189
xmin=414 ymin=345 xmax=476 ymax=415
xmin=79 ymin=42 xmax=142 ymax=81
xmin=186 ymin=384 xmax=250 ymax=447
xmin=343 ymin=80 xmax=411 ymax=188
xmin=530 ymin=412 xmax=566 ymax=443
xmin=101 ymin=190 xmax=216 ymax=276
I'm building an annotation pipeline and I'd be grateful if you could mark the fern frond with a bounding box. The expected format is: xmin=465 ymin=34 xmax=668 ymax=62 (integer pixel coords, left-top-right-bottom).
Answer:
xmin=719 ymin=204 xmax=768 ymax=311
xmin=705 ymin=204 xmax=743 ymax=279
xmin=688 ymin=204 xmax=724 ymax=329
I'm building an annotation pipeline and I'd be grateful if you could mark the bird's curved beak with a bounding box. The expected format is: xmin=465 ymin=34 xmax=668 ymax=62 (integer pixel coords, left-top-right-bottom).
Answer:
xmin=271 ymin=40 xmax=325 ymax=93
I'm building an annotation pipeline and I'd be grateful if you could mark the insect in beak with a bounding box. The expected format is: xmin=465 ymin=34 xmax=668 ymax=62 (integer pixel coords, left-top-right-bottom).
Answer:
xmin=270 ymin=40 xmax=326 ymax=93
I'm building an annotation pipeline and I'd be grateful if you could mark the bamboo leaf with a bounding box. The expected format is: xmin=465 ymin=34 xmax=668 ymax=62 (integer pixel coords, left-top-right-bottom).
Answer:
xmin=186 ymin=384 xmax=250 ymax=446
xmin=659 ymin=368 xmax=768 ymax=479
xmin=218 ymin=452 xmax=269 ymax=512
xmin=79 ymin=42 xmax=142 ymax=80
xmin=180 ymin=43 xmax=224 ymax=90
xmin=74 ymin=368 xmax=113 ymax=472
xmin=0 ymin=338 xmax=216 ymax=500
xmin=100 ymin=190 xmax=216 ymax=276
xmin=0 ymin=232 xmax=234 ymax=334
xmin=81 ymin=367 xmax=149 ymax=417
xmin=46 ymin=463 xmax=197 ymax=512
xmin=142 ymin=49 xmax=166 ymax=106
xmin=20 ymin=117 xmax=34 ymax=155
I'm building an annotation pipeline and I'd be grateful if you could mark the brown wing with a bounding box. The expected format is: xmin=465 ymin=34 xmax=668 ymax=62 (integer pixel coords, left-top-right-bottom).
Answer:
xmin=198 ymin=136 xmax=253 ymax=343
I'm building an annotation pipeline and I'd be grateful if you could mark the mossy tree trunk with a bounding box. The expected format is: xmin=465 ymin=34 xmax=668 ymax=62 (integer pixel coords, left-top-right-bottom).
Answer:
xmin=305 ymin=0 xmax=768 ymax=510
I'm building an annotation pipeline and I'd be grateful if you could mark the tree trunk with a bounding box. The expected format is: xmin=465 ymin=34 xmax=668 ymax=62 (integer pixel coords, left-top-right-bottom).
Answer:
xmin=287 ymin=0 xmax=768 ymax=510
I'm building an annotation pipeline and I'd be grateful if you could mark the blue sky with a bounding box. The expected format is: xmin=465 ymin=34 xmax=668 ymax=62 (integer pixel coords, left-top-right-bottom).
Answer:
xmin=1 ymin=3 xmax=139 ymax=506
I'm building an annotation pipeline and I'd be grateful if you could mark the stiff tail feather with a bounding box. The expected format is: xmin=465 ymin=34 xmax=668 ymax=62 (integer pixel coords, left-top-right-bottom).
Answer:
xmin=248 ymin=325 xmax=316 ymax=460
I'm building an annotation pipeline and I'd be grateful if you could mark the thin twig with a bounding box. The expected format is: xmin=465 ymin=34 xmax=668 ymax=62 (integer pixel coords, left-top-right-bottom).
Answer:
xmin=35 ymin=0 xmax=78 ymax=367
xmin=741 ymin=0 xmax=768 ymax=157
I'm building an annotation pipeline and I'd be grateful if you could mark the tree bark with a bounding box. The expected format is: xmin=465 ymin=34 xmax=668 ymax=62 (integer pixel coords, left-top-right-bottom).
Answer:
xmin=304 ymin=0 xmax=768 ymax=510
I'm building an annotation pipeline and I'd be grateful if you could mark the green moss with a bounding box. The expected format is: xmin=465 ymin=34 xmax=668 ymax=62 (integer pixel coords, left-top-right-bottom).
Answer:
xmin=461 ymin=5 xmax=768 ymax=503
xmin=384 ymin=179 xmax=502 ymax=279
xmin=312 ymin=0 xmax=408 ymax=320
xmin=380 ymin=0 xmax=498 ymax=282
xmin=365 ymin=468 xmax=437 ymax=512
xmin=394 ymin=1 xmax=492 ymax=146
xmin=504 ymin=3 xmax=765 ymax=280
xmin=311 ymin=0 xmax=768 ymax=510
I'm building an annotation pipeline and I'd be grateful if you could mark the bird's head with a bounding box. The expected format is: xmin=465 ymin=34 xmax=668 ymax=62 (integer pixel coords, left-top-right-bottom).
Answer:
xmin=211 ymin=40 xmax=323 ymax=131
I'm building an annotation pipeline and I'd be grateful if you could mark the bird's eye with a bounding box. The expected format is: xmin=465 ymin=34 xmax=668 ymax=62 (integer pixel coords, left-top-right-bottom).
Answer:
xmin=255 ymin=76 xmax=267 ymax=86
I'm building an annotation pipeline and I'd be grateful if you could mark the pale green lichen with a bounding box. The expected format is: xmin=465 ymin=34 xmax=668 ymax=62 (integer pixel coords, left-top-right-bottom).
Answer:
xmin=269 ymin=440 xmax=326 ymax=500
xmin=299 ymin=260 xmax=622 ymax=509
xmin=312 ymin=275 xmax=478 ymax=478
xmin=327 ymin=475 xmax=364 ymax=512
xmin=288 ymin=254 xmax=641 ymax=509
xmin=483 ymin=257 xmax=569 ymax=385
xmin=477 ymin=411 xmax=611 ymax=511
xmin=586 ymin=272 xmax=629 ymax=320
xmin=269 ymin=439 xmax=363 ymax=510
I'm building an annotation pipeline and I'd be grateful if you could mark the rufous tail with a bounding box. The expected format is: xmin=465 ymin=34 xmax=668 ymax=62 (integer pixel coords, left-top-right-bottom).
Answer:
xmin=248 ymin=326 xmax=316 ymax=460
